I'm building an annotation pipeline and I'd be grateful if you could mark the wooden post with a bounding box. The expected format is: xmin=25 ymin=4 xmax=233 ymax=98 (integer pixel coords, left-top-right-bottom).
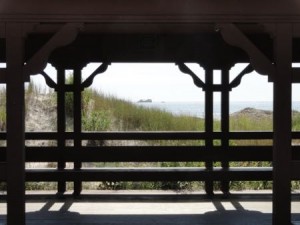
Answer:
xmin=57 ymin=66 xmax=66 ymax=194
xmin=6 ymin=23 xmax=26 ymax=225
xmin=73 ymin=66 xmax=82 ymax=196
xmin=205 ymin=67 xmax=214 ymax=196
xmin=273 ymin=24 xmax=292 ymax=225
xmin=221 ymin=67 xmax=230 ymax=195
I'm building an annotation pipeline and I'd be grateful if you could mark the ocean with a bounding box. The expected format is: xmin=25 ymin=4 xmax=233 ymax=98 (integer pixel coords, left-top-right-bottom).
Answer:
xmin=136 ymin=101 xmax=300 ymax=118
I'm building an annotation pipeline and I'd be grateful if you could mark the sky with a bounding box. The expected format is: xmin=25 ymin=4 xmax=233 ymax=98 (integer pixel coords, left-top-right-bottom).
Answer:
xmin=30 ymin=62 xmax=300 ymax=102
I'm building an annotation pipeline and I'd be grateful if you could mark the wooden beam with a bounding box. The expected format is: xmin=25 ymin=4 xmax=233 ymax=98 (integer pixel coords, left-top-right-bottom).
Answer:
xmin=0 ymin=0 xmax=300 ymax=24
xmin=6 ymin=23 xmax=26 ymax=225
xmin=272 ymin=24 xmax=293 ymax=225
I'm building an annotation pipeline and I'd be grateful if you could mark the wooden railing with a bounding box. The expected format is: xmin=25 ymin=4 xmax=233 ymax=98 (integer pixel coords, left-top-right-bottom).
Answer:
xmin=1 ymin=131 xmax=300 ymax=193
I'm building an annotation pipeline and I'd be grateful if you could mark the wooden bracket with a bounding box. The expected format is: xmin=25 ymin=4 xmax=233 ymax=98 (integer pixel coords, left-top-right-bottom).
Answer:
xmin=23 ymin=23 xmax=83 ymax=79
xmin=176 ymin=63 xmax=206 ymax=90
xmin=217 ymin=23 xmax=275 ymax=78
xmin=81 ymin=62 xmax=110 ymax=90
xmin=229 ymin=64 xmax=254 ymax=89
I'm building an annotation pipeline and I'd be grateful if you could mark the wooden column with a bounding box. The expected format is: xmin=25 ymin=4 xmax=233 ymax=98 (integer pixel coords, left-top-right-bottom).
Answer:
xmin=221 ymin=67 xmax=230 ymax=195
xmin=57 ymin=67 xmax=66 ymax=194
xmin=205 ymin=68 xmax=214 ymax=196
xmin=73 ymin=66 xmax=82 ymax=196
xmin=6 ymin=23 xmax=26 ymax=225
xmin=272 ymin=24 xmax=292 ymax=225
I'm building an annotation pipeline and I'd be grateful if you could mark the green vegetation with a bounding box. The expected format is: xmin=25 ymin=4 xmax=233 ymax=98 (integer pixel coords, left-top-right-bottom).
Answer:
xmin=0 ymin=83 xmax=300 ymax=191
xmin=81 ymin=89 xmax=205 ymax=132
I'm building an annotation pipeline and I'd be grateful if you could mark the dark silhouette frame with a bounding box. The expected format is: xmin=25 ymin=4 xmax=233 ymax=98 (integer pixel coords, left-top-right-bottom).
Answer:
xmin=0 ymin=1 xmax=299 ymax=225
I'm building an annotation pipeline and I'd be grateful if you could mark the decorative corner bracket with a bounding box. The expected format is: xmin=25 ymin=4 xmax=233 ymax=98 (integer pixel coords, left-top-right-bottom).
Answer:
xmin=229 ymin=64 xmax=254 ymax=89
xmin=176 ymin=62 xmax=206 ymax=90
xmin=40 ymin=71 xmax=57 ymax=89
xmin=217 ymin=23 xmax=275 ymax=78
xmin=81 ymin=62 xmax=110 ymax=90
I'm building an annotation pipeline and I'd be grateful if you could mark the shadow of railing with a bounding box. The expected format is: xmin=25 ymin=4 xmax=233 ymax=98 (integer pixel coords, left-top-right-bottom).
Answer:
xmin=1 ymin=193 xmax=300 ymax=225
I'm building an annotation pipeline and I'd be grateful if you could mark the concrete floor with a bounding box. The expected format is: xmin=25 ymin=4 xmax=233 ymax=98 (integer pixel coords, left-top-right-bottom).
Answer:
xmin=0 ymin=191 xmax=300 ymax=225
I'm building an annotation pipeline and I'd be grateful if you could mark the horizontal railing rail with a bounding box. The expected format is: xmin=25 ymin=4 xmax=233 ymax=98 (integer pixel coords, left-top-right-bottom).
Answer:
xmin=0 ymin=146 xmax=275 ymax=162
xmin=1 ymin=131 xmax=300 ymax=188
xmin=1 ymin=146 xmax=300 ymax=162
xmin=0 ymin=130 xmax=298 ymax=141
xmin=0 ymin=131 xmax=290 ymax=140
xmin=25 ymin=167 xmax=273 ymax=182
xmin=0 ymin=131 xmax=300 ymax=163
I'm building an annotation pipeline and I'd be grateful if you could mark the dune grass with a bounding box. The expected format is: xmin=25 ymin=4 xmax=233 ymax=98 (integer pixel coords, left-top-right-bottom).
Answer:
xmin=80 ymin=89 xmax=300 ymax=190
xmin=82 ymin=89 xmax=205 ymax=132
xmin=1 ymin=85 xmax=300 ymax=190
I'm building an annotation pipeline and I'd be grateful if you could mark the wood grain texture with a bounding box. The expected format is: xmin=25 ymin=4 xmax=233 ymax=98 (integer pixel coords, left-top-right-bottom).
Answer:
xmin=0 ymin=0 xmax=299 ymax=23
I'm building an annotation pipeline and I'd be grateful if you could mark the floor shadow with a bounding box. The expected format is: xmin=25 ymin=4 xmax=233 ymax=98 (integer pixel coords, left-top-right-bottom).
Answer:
xmin=21 ymin=210 xmax=298 ymax=225
xmin=2 ymin=210 xmax=300 ymax=225
xmin=1 ymin=195 xmax=300 ymax=225
xmin=14 ymin=192 xmax=280 ymax=202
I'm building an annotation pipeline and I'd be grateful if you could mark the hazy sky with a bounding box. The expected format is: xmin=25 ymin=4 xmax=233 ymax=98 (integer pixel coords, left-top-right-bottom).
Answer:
xmin=31 ymin=62 xmax=300 ymax=102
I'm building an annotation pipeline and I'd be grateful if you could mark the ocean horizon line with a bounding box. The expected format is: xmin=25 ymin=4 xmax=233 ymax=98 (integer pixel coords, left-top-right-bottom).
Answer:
xmin=136 ymin=100 xmax=300 ymax=103
xmin=135 ymin=101 xmax=300 ymax=118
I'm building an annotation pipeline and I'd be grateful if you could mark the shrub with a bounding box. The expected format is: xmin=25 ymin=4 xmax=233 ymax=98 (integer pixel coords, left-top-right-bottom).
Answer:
xmin=83 ymin=110 xmax=111 ymax=146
